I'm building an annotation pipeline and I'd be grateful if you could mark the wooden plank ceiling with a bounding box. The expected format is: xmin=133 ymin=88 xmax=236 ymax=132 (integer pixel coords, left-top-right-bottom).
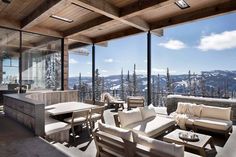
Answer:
xmin=0 ymin=0 xmax=235 ymax=49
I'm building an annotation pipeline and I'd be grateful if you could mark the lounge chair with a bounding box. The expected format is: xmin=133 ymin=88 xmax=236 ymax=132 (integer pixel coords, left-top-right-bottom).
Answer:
xmin=101 ymin=92 xmax=124 ymax=111
xmin=127 ymin=96 xmax=145 ymax=110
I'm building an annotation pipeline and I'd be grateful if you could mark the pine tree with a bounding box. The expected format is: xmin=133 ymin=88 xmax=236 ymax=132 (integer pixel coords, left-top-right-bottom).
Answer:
xmin=171 ymin=78 xmax=175 ymax=94
xmin=200 ymin=73 xmax=206 ymax=97
xmin=120 ymin=68 xmax=125 ymax=100
xmin=166 ymin=68 xmax=171 ymax=94
xmin=188 ymin=70 xmax=192 ymax=95
xmin=127 ymin=70 xmax=132 ymax=96
xmin=101 ymin=77 xmax=105 ymax=94
xmin=133 ymin=64 xmax=137 ymax=96
xmin=192 ymin=73 xmax=197 ymax=96
xmin=152 ymin=76 xmax=156 ymax=106
xmin=95 ymin=69 xmax=101 ymax=100
xmin=79 ymin=73 xmax=82 ymax=91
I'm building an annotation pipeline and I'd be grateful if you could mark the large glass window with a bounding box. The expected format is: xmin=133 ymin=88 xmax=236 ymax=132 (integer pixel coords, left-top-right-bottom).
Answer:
xmin=22 ymin=32 xmax=62 ymax=91
xmin=95 ymin=33 xmax=147 ymax=103
xmin=151 ymin=13 xmax=236 ymax=106
xmin=0 ymin=28 xmax=20 ymax=90
xmin=68 ymin=44 xmax=92 ymax=101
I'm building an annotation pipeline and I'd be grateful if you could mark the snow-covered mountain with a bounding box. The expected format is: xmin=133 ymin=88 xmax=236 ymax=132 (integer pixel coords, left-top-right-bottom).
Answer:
xmin=69 ymin=70 xmax=236 ymax=94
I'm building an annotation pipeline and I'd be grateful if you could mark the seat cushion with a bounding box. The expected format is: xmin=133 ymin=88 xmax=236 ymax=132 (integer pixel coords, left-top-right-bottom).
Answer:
xmin=64 ymin=117 xmax=87 ymax=123
xmin=118 ymin=108 xmax=142 ymax=127
xmin=194 ymin=118 xmax=232 ymax=131
xmin=140 ymin=107 xmax=156 ymax=120
xmin=125 ymin=116 xmax=175 ymax=137
xmin=201 ymin=105 xmax=231 ymax=120
xmin=176 ymin=102 xmax=195 ymax=114
xmin=98 ymin=122 xmax=132 ymax=141
xmin=132 ymin=132 xmax=184 ymax=157
xmin=91 ymin=113 xmax=101 ymax=120
xmin=185 ymin=104 xmax=202 ymax=117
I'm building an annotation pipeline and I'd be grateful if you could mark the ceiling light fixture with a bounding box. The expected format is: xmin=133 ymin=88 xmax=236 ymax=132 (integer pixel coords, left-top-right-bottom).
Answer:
xmin=2 ymin=0 xmax=11 ymax=4
xmin=50 ymin=15 xmax=73 ymax=23
xmin=175 ymin=0 xmax=190 ymax=9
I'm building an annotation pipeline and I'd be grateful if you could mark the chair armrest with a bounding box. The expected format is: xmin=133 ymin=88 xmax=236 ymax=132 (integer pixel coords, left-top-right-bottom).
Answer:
xmin=113 ymin=114 xmax=120 ymax=127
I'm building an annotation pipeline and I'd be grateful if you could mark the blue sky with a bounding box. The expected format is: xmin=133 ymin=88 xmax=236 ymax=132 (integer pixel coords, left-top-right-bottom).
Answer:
xmin=69 ymin=13 xmax=236 ymax=77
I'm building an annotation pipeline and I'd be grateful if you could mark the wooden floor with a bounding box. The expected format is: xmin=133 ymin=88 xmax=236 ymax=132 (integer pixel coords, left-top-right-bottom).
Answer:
xmin=0 ymin=109 xmax=235 ymax=157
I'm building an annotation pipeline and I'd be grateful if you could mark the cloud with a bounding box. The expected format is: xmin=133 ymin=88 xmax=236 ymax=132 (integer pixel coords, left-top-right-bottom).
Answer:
xmin=87 ymin=62 xmax=92 ymax=65
xmin=159 ymin=39 xmax=186 ymax=50
xmin=144 ymin=59 xmax=147 ymax=63
xmin=197 ymin=30 xmax=236 ymax=51
xmin=101 ymin=70 xmax=108 ymax=73
xmin=69 ymin=58 xmax=78 ymax=64
xmin=104 ymin=58 xmax=113 ymax=63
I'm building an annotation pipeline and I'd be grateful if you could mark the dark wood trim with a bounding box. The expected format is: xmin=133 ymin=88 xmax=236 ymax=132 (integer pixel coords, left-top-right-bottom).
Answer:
xmin=147 ymin=31 xmax=151 ymax=106
xmin=19 ymin=31 xmax=22 ymax=93
xmin=92 ymin=43 xmax=95 ymax=102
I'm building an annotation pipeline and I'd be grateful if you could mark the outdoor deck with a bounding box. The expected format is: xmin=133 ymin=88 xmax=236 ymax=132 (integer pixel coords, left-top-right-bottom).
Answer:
xmin=0 ymin=108 xmax=235 ymax=157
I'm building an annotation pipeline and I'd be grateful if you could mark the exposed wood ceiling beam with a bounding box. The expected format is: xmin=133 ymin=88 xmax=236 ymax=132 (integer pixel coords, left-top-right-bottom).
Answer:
xmin=93 ymin=28 xmax=142 ymax=43
xmin=21 ymin=0 xmax=70 ymax=29
xmin=69 ymin=35 xmax=93 ymax=44
xmin=120 ymin=0 xmax=175 ymax=18
xmin=65 ymin=0 xmax=173 ymax=37
xmin=0 ymin=18 xmax=20 ymax=29
xmin=69 ymin=42 xmax=88 ymax=50
xmin=26 ymin=26 xmax=63 ymax=38
xmin=150 ymin=1 xmax=236 ymax=31
xmin=64 ymin=16 xmax=112 ymax=37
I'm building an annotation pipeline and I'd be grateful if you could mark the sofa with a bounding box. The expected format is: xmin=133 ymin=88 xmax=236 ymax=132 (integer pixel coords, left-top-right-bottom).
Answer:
xmin=93 ymin=122 xmax=200 ymax=157
xmin=170 ymin=102 xmax=233 ymax=135
xmin=114 ymin=107 xmax=176 ymax=138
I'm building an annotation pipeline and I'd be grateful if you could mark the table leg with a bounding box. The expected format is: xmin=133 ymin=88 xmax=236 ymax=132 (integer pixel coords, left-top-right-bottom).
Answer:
xmin=199 ymin=148 xmax=206 ymax=157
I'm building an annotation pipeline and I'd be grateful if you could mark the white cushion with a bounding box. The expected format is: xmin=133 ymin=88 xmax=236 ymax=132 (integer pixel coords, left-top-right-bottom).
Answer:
xmin=185 ymin=104 xmax=202 ymax=117
xmin=125 ymin=116 xmax=175 ymax=137
xmin=201 ymin=105 xmax=231 ymax=120
xmin=64 ymin=117 xmax=86 ymax=123
xmin=45 ymin=111 xmax=70 ymax=135
xmin=118 ymin=108 xmax=142 ymax=127
xmin=132 ymin=131 xmax=184 ymax=157
xmin=148 ymin=104 xmax=167 ymax=115
xmin=98 ymin=122 xmax=132 ymax=141
xmin=140 ymin=107 xmax=156 ymax=120
xmin=194 ymin=118 xmax=232 ymax=131
xmin=176 ymin=102 xmax=193 ymax=114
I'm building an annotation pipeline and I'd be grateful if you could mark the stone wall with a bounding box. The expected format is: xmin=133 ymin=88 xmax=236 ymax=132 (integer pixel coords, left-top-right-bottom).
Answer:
xmin=3 ymin=94 xmax=45 ymax=136
xmin=25 ymin=90 xmax=79 ymax=106
xmin=166 ymin=95 xmax=236 ymax=122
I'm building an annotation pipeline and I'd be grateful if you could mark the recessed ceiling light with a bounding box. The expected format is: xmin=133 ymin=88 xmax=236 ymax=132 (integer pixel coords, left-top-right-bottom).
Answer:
xmin=50 ymin=15 xmax=73 ymax=23
xmin=175 ymin=0 xmax=190 ymax=9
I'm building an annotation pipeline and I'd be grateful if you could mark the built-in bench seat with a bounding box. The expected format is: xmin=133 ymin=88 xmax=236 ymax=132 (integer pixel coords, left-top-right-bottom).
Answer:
xmin=45 ymin=111 xmax=70 ymax=142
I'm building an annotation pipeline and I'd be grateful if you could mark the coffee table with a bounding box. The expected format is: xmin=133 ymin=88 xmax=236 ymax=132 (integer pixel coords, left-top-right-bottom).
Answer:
xmin=163 ymin=129 xmax=216 ymax=157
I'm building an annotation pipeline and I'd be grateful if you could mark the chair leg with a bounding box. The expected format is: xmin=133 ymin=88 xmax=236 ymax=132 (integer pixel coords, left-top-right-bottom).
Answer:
xmin=71 ymin=125 xmax=76 ymax=141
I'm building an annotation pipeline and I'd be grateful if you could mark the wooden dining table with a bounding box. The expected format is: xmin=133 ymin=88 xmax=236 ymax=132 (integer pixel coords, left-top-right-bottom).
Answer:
xmin=45 ymin=101 xmax=98 ymax=116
